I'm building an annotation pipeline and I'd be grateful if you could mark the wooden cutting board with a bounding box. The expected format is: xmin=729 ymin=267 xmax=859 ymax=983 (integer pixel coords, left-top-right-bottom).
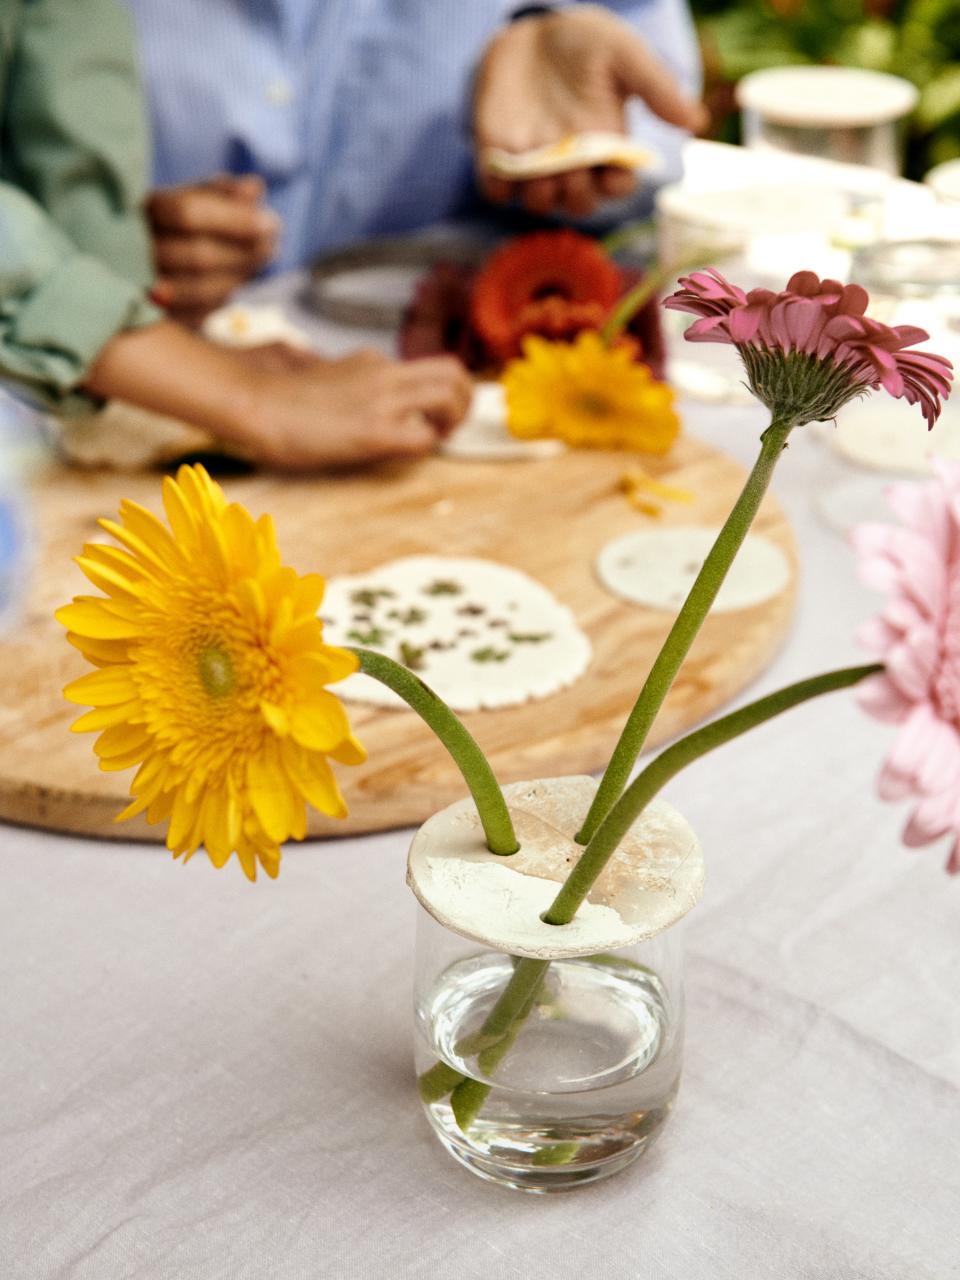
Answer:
xmin=1 ymin=434 xmax=797 ymax=842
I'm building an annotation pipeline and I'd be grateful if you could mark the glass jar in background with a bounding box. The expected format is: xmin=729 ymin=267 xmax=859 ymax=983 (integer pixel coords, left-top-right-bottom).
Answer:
xmin=924 ymin=159 xmax=960 ymax=210
xmin=815 ymin=240 xmax=960 ymax=533
xmin=656 ymin=180 xmax=850 ymax=403
xmin=736 ymin=67 xmax=918 ymax=177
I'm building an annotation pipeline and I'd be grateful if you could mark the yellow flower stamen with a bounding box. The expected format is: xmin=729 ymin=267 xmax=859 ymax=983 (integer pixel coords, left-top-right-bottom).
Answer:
xmin=198 ymin=644 xmax=236 ymax=699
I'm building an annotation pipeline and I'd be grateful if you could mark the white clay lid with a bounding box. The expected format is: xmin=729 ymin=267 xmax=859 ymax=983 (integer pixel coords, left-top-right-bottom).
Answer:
xmin=737 ymin=67 xmax=918 ymax=129
xmin=407 ymin=776 xmax=704 ymax=960
xmin=925 ymin=159 xmax=960 ymax=204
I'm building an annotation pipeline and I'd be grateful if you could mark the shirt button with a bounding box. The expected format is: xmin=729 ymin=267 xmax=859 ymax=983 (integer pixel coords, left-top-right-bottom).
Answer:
xmin=265 ymin=77 xmax=293 ymax=106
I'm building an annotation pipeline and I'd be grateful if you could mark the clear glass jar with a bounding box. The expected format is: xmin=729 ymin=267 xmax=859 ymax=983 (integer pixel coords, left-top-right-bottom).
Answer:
xmin=814 ymin=240 xmax=960 ymax=534
xmin=737 ymin=67 xmax=918 ymax=177
xmin=413 ymin=904 xmax=686 ymax=1193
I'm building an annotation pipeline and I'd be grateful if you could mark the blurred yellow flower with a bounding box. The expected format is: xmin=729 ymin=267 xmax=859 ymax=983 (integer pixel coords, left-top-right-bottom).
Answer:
xmin=502 ymin=331 xmax=680 ymax=453
xmin=56 ymin=464 xmax=364 ymax=881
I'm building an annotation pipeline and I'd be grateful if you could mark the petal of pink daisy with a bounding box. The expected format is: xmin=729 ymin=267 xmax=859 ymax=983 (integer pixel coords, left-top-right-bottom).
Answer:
xmin=856 ymin=673 xmax=913 ymax=723
xmin=878 ymin=759 xmax=918 ymax=801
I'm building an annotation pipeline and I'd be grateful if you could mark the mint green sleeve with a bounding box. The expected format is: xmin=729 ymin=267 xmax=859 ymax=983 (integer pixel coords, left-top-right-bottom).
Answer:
xmin=0 ymin=0 xmax=161 ymax=413
xmin=0 ymin=183 xmax=160 ymax=413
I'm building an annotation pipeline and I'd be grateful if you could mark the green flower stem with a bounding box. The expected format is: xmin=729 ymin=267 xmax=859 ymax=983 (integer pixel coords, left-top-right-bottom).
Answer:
xmin=601 ymin=246 xmax=731 ymax=346
xmin=349 ymin=648 xmax=518 ymax=856
xmin=600 ymin=267 xmax=670 ymax=347
xmin=576 ymin=419 xmax=795 ymax=846
xmin=600 ymin=218 xmax=655 ymax=258
xmin=449 ymin=957 xmax=550 ymax=1130
xmin=418 ymin=956 xmax=549 ymax=1118
xmin=544 ymin=663 xmax=882 ymax=925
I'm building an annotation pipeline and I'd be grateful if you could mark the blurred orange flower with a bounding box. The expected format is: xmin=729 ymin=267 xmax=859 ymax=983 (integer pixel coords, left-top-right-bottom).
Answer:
xmin=471 ymin=230 xmax=621 ymax=361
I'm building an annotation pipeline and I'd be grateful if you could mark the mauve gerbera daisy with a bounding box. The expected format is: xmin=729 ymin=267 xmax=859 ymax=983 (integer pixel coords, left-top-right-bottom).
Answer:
xmin=57 ymin=465 xmax=365 ymax=881
xmin=665 ymin=268 xmax=953 ymax=427
xmin=471 ymin=230 xmax=621 ymax=362
xmin=852 ymin=460 xmax=960 ymax=873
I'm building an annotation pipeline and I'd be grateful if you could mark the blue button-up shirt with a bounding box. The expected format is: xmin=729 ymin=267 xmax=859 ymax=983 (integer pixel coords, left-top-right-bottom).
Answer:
xmin=126 ymin=0 xmax=700 ymax=270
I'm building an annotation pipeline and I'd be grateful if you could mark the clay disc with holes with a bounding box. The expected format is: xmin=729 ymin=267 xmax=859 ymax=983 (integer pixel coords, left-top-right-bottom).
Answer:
xmin=0 ymin=433 xmax=797 ymax=841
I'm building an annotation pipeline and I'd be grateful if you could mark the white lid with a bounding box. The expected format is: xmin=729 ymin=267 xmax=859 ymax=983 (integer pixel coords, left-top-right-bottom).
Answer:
xmin=407 ymin=776 xmax=704 ymax=960
xmin=737 ymin=67 xmax=918 ymax=128
xmin=925 ymin=159 xmax=960 ymax=202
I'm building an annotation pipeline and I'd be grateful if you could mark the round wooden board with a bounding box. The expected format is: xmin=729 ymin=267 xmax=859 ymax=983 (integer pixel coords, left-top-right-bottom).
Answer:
xmin=2 ymin=435 xmax=797 ymax=841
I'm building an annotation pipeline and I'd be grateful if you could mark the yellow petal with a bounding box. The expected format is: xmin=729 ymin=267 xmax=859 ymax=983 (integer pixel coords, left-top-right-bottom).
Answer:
xmin=97 ymin=518 xmax=173 ymax=579
xmin=293 ymin=573 xmax=326 ymax=617
xmin=93 ymin=723 xmax=152 ymax=759
xmin=71 ymin=702 xmax=142 ymax=733
xmin=162 ymin=474 xmax=199 ymax=546
xmin=247 ymin=744 xmax=300 ymax=844
xmin=146 ymin=789 xmax=174 ymax=826
xmin=167 ymin=788 xmax=200 ymax=851
xmin=118 ymin=500 xmax=184 ymax=569
xmin=56 ymin=601 xmax=142 ymax=640
xmin=235 ymin=844 xmax=258 ymax=881
xmin=65 ymin=632 xmax=131 ymax=667
xmin=63 ymin=667 xmax=138 ymax=707
xmin=281 ymin=741 xmax=347 ymax=819
xmin=259 ymin=847 xmax=281 ymax=879
xmin=81 ymin=541 xmax=151 ymax=580
xmin=115 ymin=793 xmax=149 ymax=823
xmin=288 ymin=690 xmax=352 ymax=752
xmin=74 ymin=556 xmax=142 ymax=600
xmin=221 ymin=504 xmax=259 ymax=576
xmin=329 ymin=732 xmax=367 ymax=766
xmin=260 ymin=701 xmax=289 ymax=735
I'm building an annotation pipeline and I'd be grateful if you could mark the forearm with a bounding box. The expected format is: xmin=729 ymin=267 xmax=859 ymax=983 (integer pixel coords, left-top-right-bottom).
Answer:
xmin=82 ymin=322 xmax=256 ymax=443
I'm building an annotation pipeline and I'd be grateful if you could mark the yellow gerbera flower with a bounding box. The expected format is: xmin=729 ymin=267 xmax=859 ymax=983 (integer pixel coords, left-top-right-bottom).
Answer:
xmin=56 ymin=464 xmax=365 ymax=881
xmin=501 ymin=330 xmax=680 ymax=453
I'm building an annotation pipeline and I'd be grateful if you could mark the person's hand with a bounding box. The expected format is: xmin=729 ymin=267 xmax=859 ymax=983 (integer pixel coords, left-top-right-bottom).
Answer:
xmin=473 ymin=4 xmax=707 ymax=218
xmin=238 ymin=349 xmax=473 ymax=468
xmin=145 ymin=174 xmax=280 ymax=325
xmin=84 ymin=322 xmax=473 ymax=470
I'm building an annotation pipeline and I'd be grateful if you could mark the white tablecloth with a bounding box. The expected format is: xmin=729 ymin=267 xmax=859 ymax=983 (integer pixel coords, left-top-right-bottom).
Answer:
xmin=2 ymin=285 xmax=959 ymax=1279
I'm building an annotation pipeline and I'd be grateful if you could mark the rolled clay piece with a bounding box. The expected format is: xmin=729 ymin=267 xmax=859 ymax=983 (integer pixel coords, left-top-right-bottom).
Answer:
xmin=441 ymin=383 xmax=565 ymax=462
xmin=202 ymin=304 xmax=311 ymax=349
xmin=56 ymin=400 xmax=217 ymax=472
xmin=323 ymin=554 xmax=591 ymax=711
xmin=596 ymin=526 xmax=791 ymax=614
xmin=481 ymin=132 xmax=655 ymax=181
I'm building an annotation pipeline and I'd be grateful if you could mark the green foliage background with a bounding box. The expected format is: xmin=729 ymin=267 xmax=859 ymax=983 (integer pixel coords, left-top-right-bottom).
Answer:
xmin=691 ymin=0 xmax=960 ymax=178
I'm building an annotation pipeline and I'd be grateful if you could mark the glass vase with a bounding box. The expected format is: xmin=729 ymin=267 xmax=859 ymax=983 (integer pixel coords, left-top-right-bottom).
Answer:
xmin=413 ymin=906 xmax=686 ymax=1193
xmin=407 ymin=776 xmax=703 ymax=1194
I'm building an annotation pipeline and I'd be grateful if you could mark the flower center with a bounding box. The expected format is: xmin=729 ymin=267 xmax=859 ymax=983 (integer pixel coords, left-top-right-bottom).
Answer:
xmin=934 ymin=573 xmax=960 ymax=726
xmin=198 ymin=644 xmax=236 ymax=699
xmin=572 ymin=390 xmax=612 ymax=419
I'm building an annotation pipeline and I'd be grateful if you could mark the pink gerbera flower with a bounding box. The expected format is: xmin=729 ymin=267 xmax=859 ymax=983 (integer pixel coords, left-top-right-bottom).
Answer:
xmin=665 ymin=268 xmax=952 ymax=428
xmin=852 ymin=460 xmax=960 ymax=873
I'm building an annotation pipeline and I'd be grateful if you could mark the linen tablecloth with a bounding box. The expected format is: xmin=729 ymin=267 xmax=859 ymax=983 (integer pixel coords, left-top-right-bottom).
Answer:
xmin=1 ymin=280 xmax=958 ymax=1279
